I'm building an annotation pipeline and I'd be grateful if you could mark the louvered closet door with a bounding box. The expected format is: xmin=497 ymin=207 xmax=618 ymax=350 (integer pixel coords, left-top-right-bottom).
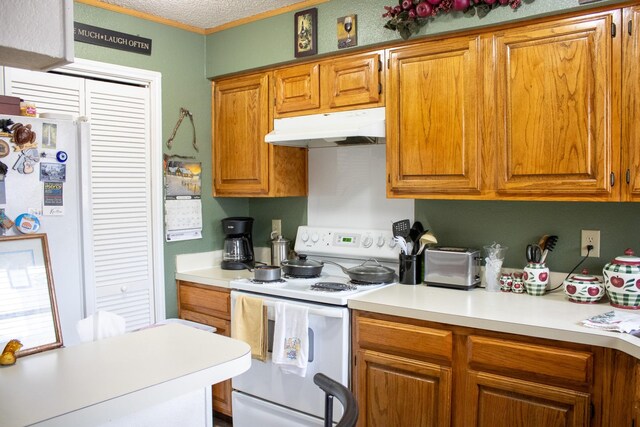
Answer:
xmin=85 ymin=80 xmax=154 ymax=331
xmin=4 ymin=68 xmax=85 ymax=116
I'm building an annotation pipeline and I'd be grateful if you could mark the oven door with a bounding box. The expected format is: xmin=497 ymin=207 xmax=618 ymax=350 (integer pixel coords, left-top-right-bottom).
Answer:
xmin=230 ymin=291 xmax=349 ymax=423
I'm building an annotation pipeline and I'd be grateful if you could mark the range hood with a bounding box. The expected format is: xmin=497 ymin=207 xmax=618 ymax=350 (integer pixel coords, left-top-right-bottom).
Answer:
xmin=265 ymin=107 xmax=385 ymax=147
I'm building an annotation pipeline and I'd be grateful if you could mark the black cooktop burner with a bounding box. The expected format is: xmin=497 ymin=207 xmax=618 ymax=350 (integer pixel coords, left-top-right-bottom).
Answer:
xmin=348 ymin=279 xmax=391 ymax=286
xmin=250 ymin=278 xmax=286 ymax=285
xmin=284 ymin=274 xmax=320 ymax=280
xmin=310 ymin=282 xmax=358 ymax=292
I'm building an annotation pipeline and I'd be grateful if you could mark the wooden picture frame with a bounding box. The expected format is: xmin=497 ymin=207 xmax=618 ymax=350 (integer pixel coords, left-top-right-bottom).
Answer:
xmin=0 ymin=233 xmax=63 ymax=356
xmin=294 ymin=8 xmax=318 ymax=58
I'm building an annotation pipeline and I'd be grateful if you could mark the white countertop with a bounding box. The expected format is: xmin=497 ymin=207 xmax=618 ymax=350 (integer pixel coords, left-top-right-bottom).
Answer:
xmin=175 ymin=249 xmax=269 ymax=288
xmin=348 ymin=284 xmax=640 ymax=359
xmin=0 ymin=323 xmax=251 ymax=427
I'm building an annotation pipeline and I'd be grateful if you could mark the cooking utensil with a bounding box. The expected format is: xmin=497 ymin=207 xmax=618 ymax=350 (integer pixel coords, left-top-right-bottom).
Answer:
xmin=408 ymin=221 xmax=424 ymax=245
xmin=392 ymin=219 xmax=411 ymax=239
xmin=281 ymin=255 xmax=324 ymax=277
xmin=251 ymin=265 xmax=282 ymax=282
xmin=416 ymin=231 xmax=438 ymax=255
xmin=394 ymin=236 xmax=408 ymax=255
xmin=526 ymin=244 xmax=542 ymax=263
xmin=540 ymin=235 xmax=558 ymax=263
xmin=324 ymin=259 xmax=397 ymax=283
xmin=270 ymin=231 xmax=290 ymax=267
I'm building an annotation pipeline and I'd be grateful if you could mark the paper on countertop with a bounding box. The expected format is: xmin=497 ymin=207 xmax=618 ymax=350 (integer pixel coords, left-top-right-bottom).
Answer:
xmin=581 ymin=311 xmax=640 ymax=334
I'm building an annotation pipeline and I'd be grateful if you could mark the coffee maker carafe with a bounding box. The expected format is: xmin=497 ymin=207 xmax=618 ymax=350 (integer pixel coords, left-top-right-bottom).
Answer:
xmin=221 ymin=217 xmax=254 ymax=270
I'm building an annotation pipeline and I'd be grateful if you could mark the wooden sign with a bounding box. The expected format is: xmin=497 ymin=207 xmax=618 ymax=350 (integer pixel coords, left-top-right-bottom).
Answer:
xmin=74 ymin=22 xmax=152 ymax=55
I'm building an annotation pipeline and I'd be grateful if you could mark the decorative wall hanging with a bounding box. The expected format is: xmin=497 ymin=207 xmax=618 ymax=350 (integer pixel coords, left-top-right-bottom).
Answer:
xmin=383 ymin=0 xmax=535 ymax=40
xmin=166 ymin=108 xmax=198 ymax=152
xmin=338 ymin=14 xmax=358 ymax=49
xmin=295 ymin=8 xmax=318 ymax=58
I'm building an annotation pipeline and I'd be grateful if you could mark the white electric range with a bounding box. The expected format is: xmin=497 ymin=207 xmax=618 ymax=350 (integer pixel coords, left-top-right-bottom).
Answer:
xmin=231 ymin=225 xmax=401 ymax=305
xmin=229 ymin=225 xmax=401 ymax=426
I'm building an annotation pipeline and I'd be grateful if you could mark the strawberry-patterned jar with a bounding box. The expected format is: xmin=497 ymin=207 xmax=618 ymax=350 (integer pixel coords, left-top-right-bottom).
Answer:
xmin=603 ymin=249 xmax=640 ymax=309
xmin=563 ymin=268 xmax=604 ymax=304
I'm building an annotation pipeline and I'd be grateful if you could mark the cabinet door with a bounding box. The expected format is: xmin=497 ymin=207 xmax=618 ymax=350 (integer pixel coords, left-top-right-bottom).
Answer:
xmin=493 ymin=12 xmax=621 ymax=200
xmin=355 ymin=349 xmax=451 ymax=427
xmin=465 ymin=371 xmax=590 ymax=427
xmin=622 ymin=6 xmax=640 ymax=201
xmin=322 ymin=52 xmax=382 ymax=109
xmin=274 ymin=63 xmax=320 ymax=116
xmin=386 ymin=35 xmax=484 ymax=197
xmin=213 ymin=73 xmax=270 ymax=196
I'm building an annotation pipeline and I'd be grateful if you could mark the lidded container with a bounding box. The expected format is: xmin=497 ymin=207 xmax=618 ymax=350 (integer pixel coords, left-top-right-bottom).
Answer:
xmin=270 ymin=232 xmax=290 ymax=267
xmin=603 ymin=248 xmax=640 ymax=309
xmin=563 ymin=268 xmax=604 ymax=304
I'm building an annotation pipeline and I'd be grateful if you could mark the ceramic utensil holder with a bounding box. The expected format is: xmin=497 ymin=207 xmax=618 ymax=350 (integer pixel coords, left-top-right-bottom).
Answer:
xmin=524 ymin=262 xmax=549 ymax=296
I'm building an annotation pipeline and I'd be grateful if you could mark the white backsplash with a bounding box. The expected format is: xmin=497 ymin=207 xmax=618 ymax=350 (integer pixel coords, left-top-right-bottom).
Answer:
xmin=307 ymin=144 xmax=414 ymax=229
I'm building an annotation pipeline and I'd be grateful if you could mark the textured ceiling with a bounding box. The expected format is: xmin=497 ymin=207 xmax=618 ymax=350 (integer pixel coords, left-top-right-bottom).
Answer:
xmin=99 ymin=0 xmax=307 ymax=29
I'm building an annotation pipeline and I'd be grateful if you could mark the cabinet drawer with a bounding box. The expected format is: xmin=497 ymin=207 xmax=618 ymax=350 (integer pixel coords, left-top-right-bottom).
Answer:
xmin=179 ymin=284 xmax=230 ymax=318
xmin=356 ymin=316 xmax=452 ymax=362
xmin=181 ymin=310 xmax=231 ymax=336
xmin=467 ymin=335 xmax=593 ymax=384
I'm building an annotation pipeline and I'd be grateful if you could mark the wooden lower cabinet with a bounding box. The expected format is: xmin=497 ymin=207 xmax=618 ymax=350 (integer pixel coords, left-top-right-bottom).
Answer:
xmin=353 ymin=310 xmax=640 ymax=427
xmin=356 ymin=349 xmax=451 ymax=427
xmin=177 ymin=281 xmax=233 ymax=417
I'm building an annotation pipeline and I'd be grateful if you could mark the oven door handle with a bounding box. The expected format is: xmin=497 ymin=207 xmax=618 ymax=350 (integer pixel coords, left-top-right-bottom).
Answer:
xmin=259 ymin=299 xmax=345 ymax=319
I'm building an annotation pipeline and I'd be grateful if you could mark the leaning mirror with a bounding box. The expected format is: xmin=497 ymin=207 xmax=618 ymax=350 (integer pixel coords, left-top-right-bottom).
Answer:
xmin=0 ymin=234 xmax=63 ymax=356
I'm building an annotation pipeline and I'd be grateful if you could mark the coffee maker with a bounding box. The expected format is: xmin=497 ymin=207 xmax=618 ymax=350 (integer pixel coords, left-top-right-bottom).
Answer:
xmin=221 ymin=217 xmax=254 ymax=270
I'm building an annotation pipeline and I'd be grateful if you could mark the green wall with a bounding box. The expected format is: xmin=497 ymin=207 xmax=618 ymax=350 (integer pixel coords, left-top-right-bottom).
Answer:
xmin=74 ymin=3 xmax=247 ymax=318
xmin=205 ymin=0 xmax=626 ymax=77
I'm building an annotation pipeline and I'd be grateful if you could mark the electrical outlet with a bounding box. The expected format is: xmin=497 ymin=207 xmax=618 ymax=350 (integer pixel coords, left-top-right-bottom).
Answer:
xmin=272 ymin=219 xmax=282 ymax=237
xmin=581 ymin=230 xmax=600 ymax=257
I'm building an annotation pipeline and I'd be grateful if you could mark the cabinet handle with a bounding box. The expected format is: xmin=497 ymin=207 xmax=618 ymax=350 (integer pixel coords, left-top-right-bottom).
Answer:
xmin=627 ymin=168 xmax=631 ymax=184
xmin=610 ymin=172 xmax=615 ymax=187
xmin=612 ymin=22 xmax=617 ymax=37
xmin=629 ymin=20 xmax=633 ymax=36
xmin=378 ymin=83 xmax=382 ymax=95
xmin=378 ymin=60 xmax=382 ymax=72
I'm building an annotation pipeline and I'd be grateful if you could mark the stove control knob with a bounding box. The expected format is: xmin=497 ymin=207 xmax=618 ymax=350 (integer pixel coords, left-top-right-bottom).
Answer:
xmin=311 ymin=233 xmax=319 ymax=243
xmin=388 ymin=239 xmax=397 ymax=249
xmin=376 ymin=236 xmax=386 ymax=247
xmin=301 ymin=232 xmax=309 ymax=242
xmin=362 ymin=236 xmax=373 ymax=248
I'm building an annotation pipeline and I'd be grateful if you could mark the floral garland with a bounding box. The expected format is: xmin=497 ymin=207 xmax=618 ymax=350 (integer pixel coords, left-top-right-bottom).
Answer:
xmin=383 ymin=0 xmax=534 ymax=40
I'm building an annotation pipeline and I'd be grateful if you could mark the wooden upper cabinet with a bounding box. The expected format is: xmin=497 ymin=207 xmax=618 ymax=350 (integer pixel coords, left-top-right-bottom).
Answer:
xmin=386 ymin=35 xmax=484 ymax=198
xmin=322 ymin=51 xmax=383 ymax=110
xmin=622 ymin=6 xmax=640 ymax=201
xmin=212 ymin=72 xmax=307 ymax=197
xmin=274 ymin=51 xmax=384 ymax=117
xmin=274 ymin=63 xmax=320 ymax=116
xmin=213 ymin=73 xmax=270 ymax=196
xmin=492 ymin=11 xmax=621 ymax=200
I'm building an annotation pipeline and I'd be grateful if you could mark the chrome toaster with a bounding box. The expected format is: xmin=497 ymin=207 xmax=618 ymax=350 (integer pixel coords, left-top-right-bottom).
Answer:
xmin=423 ymin=247 xmax=481 ymax=290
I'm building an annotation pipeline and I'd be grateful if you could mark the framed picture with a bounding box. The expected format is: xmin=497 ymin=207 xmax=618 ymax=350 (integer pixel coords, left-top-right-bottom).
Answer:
xmin=0 ymin=234 xmax=63 ymax=357
xmin=337 ymin=14 xmax=357 ymax=49
xmin=294 ymin=8 xmax=317 ymax=58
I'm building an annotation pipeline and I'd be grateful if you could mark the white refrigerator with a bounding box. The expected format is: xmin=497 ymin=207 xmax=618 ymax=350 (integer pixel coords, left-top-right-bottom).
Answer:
xmin=0 ymin=114 xmax=87 ymax=345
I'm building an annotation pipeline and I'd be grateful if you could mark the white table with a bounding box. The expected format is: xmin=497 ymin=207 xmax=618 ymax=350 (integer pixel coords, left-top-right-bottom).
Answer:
xmin=0 ymin=323 xmax=251 ymax=427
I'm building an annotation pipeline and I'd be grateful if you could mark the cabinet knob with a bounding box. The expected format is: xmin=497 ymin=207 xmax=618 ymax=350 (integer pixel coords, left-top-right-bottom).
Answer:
xmin=120 ymin=286 xmax=128 ymax=293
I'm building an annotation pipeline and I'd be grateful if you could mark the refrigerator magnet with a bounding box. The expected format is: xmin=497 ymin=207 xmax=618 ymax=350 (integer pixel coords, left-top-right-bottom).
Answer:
xmin=15 ymin=213 xmax=40 ymax=234
xmin=0 ymin=139 xmax=9 ymax=158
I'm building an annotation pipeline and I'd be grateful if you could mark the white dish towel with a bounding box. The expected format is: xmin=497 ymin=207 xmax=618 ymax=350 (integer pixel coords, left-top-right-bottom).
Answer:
xmin=272 ymin=301 xmax=309 ymax=377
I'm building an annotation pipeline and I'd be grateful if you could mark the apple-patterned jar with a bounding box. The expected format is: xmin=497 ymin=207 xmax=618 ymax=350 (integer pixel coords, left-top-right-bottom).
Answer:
xmin=499 ymin=273 xmax=513 ymax=292
xmin=603 ymin=248 xmax=640 ymax=309
xmin=523 ymin=262 xmax=549 ymax=296
xmin=511 ymin=272 xmax=525 ymax=294
xmin=563 ymin=268 xmax=604 ymax=304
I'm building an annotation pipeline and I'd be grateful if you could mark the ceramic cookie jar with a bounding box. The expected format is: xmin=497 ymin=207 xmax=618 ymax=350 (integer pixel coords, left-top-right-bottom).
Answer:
xmin=603 ymin=248 xmax=640 ymax=309
xmin=563 ymin=269 xmax=604 ymax=304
